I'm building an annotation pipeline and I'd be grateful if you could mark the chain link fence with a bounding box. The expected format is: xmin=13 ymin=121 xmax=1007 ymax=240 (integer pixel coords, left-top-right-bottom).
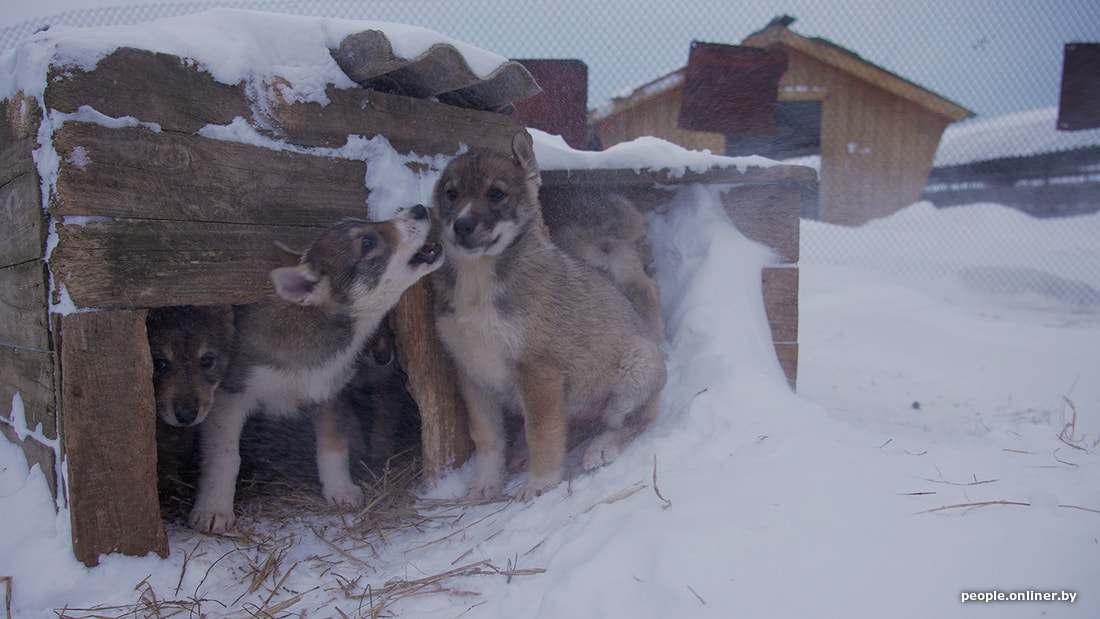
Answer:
xmin=4 ymin=0 xmax=1099 ymax=304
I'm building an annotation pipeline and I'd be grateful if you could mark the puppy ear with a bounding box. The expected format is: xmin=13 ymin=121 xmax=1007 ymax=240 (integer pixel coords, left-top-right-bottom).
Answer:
xmin=270 ymin=265 xmax=322 ymax=305
xmin=273 ymin=240 xmax=304 ymax=268
xmin=512 ymin=132 xmax=541 ymax=186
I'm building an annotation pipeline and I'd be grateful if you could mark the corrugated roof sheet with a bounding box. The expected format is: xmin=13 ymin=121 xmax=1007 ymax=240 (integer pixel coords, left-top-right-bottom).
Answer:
xmin=331 ymin=30 xmax=541 ymax=114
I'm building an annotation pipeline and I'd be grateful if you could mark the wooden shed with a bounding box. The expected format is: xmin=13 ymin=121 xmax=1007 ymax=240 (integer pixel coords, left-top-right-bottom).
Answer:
xmin=0 ymin=15 xmax=811 ymax=567
xmin=591 ymin=17 xmax=973 ymax=226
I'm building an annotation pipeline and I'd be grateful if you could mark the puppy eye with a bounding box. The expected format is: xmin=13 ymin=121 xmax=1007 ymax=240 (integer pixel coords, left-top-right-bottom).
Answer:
xmin=199 ymin=353 xmax=218 ymax=370
xmin=487 ymin=187 xmax=505 ymax=201
xmin=444 ymin=188 xmax=458 ymax=201
xmin=361 ymin=236 xmax=375 ymax=253
xmin=152 ymin=358 xmax=169 ymax=374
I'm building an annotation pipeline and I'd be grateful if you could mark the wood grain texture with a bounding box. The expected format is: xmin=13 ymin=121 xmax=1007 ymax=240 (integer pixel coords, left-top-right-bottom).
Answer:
xmin=44 ymin=47 xmax=250 ymax=134
xmin=0 ymin=344 xmax=56 ymax=441
xmin=0 ymin=261 xmax=50 ymax=351
xmin=51 ymin=122 xmax=369 ymax=224
xmin=50 ymin=219 xmax=327 ymax=307
xmin=58 ymin=310 xmax=167 ymax=566
xmin=268 ymin=86 xmax=528 ymax=155
xmin=390 ymin=279 xmax=472 ymax=480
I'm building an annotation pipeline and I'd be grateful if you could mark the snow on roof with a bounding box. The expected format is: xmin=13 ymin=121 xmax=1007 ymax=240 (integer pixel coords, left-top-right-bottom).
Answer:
xmin=0 ymin=8 xmax=539 ymax=110
xmin=933 ymin=106 xmax=1100 ymax=168
xmin=589 ymin=67 xmax=684 ymax=123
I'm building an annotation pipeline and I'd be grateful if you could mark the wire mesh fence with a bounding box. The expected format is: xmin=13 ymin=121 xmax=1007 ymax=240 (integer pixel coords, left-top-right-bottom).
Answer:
xmin=3 ymin=0 xmax=1099 ymax=303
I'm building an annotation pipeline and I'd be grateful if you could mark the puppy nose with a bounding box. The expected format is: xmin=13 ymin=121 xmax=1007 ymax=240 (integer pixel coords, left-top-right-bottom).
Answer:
xmin=175 ymin=407 xmax=199 ymax=425
xmin=453 ymin=216 xmax=477 ymax=239
xmin=409 ymin=204 xmax=428 ymax=220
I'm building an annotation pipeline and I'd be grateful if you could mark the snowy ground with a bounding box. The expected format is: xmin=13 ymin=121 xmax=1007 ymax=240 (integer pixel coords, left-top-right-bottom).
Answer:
xmin=2 ymin=194 xmax=1098 ymax=618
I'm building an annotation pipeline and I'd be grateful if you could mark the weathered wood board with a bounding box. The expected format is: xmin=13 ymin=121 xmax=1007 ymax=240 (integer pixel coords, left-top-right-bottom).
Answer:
xmin=391 ymin=280 xmax=473 ymax=480
xmin=59 ymin=310 xmax=167 ymax=567
xmin=51 ymin=122 xmax=370 ymax=224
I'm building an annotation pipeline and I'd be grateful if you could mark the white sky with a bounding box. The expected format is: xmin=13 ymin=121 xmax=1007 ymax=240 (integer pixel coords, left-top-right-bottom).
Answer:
xmin=2 ymin=0 xmax=1098 ymax=119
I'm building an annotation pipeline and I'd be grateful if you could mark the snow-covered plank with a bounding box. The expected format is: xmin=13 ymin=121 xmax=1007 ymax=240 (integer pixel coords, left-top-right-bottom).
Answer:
xmin=50 ymin=122 xmax=368 ymax=224
xmin=269 ymin=86 xmax=527 ymax=155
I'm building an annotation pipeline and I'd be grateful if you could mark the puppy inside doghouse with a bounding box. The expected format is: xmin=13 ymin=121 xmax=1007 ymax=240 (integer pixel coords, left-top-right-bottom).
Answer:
xmin=235 ymin=314 xmax=422 ymax=488
xmin=188 ymin=205 xmax=442 ymax=534
xmin=146 ymin=304 xmax=235 ymax=507
xmin=432 ymin=133 xmax=667 ymax=502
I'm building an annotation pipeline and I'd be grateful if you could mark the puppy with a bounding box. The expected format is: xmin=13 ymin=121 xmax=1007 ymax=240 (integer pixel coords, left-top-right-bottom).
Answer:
xmin=147 ymin=305 xmax=235 ymax=499
xmin=189 ymin=205 xmax=442 ymax=533
xmin=342 ymin=317 xmax=420 ymax=464
xmin=147 ymin=305 xmax=235 ymax=428
xmin=544 ymin=193 xmax=666 ymax=344
xmin=432 ymin=134 xmax=667 ymax=501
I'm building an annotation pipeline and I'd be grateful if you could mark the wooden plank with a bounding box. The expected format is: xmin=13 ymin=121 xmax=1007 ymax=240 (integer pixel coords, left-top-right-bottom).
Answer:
xmin=0 ymin=261 xmax=50 ymax=351
xmin=390 ymin=279 xmax=472 ymax=480
xmin=44 ymin=47 xmax=250 ymax=134
xmin=0 ymin=173 xmax=45 ymax=269
xmin=761 ymin=267 xmax=798 ymax=344
xmin=267 ymin=86 xmax=528 ymax=155
xmin=774 ymin=343 xmax=799 ymax=389
xmin=52 ymin=122 xmax=369 ymax=224
xmin=0 ymin=93 xmax=41 ymax=184
xmin=541 ymin=163 xmax=816 ymax=192
xmin=58 ymin=310 xmax=167 ymax=566
xmin=50 ymin=219 xmax=325 ymax=308
xmin=720 ymin=183 xmax=801 ymax=263
xmin=0 ymin=344 xmax=56 ymax=441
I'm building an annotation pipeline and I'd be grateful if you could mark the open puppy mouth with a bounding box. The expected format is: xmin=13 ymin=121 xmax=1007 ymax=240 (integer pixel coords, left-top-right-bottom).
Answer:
xmin=410 ymin=242 xmax=443 ymax=266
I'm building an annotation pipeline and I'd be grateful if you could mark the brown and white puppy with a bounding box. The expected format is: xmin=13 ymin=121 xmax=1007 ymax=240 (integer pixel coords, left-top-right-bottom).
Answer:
xmin=147 ymin=305 xmax=235 ymax=428
xmin=147 ymin=305 xmax=235 ymax=499
xmin=543 ymin=193 xmax=666 ymax=344
xmin=432 ymin=134 xmax=667 ymax=501
xmin=189 ymin=206 xmax=442 ymax=533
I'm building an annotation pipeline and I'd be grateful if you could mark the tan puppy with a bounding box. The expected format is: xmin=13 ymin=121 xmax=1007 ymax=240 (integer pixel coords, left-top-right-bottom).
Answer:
xmin=544 ymin=193 xmax=666 ymax=344
xmin=189 ymin=206 xmax=442 ymax=533
xmin=432 ymin=135 xmax=667 ymax=501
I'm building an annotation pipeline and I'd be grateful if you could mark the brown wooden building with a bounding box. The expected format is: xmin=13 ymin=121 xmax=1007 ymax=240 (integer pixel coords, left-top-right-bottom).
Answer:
xmin=591 ymin=18 xmax=973 ymax=225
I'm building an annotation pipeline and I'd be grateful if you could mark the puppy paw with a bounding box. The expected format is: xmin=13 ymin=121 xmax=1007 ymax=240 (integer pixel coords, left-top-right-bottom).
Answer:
xmin=515 ymin=476 xmax=561 ymax=502
xmin=324 ymin=484 xmax=365 ymax=509
xmin=188 ymin=508 xmax=236 ymax=534
xmin=465 ymin=476 xmax=504 ymax=500
xmin=582 ymin=436 xmax=621 ymax=471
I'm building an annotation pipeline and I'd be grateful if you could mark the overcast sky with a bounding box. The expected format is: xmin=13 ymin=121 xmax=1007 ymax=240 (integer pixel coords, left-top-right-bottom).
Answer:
xmin=2 ymin=0 xmax=1098 ymax=120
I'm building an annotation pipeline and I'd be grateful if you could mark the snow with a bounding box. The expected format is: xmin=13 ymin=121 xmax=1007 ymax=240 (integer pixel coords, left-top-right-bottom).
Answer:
xmin=1 ymin=8 xmax=1098 ymax=619
xmin=934 ymin=107 xmax=1100 ymax=168
xmin=787 ymin=105 xmax=1100 ymax=179
xmin=0 ymin=7 xmax=513 ymax=103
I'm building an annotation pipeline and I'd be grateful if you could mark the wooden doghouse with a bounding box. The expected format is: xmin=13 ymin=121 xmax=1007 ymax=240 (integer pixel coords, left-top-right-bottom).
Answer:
xmin=1 ymin=40 xmax=811 ymax=567
xmin=590 ymin=17 xmax=972 ymax=226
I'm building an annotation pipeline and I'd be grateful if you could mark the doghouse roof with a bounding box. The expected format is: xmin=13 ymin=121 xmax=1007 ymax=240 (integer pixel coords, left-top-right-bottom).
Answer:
xmin=742 ymin=19 xmax=972 ymax=122
xmin=0 ymin=8 xmax=541 ymax=113
xmin=591 ymin=18 xmax=973 ymax=126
